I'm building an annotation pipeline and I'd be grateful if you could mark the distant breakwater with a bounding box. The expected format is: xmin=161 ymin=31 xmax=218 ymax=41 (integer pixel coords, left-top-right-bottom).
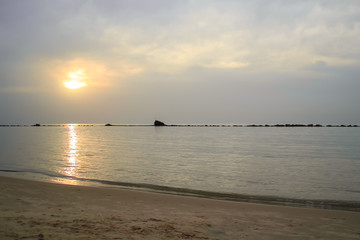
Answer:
xmin=0 ymin=123 xmax=358 ymax=127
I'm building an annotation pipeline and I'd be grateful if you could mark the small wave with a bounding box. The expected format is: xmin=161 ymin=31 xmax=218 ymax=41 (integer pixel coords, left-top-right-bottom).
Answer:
xmin=0 ymin=168 xmax=66 ymax=179
xmin=346 ymin=189 xmax=360 ymax=194
xmin=0 ymin=169 xmax=25 ymax=173
xmin=1 ymin=168 xmax=360 ymax=212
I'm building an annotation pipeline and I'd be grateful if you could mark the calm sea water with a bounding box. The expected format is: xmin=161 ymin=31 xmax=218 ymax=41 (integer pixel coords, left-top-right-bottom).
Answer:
xmin=0 ymin=125 xmax=359 ymax=203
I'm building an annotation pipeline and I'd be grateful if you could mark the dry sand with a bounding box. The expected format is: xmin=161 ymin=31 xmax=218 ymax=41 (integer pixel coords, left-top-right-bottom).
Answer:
xmin=0 ymin=176 xmax=359 ymax=240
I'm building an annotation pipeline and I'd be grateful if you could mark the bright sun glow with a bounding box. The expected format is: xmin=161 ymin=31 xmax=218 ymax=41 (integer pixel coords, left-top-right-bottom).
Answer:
xmin=64 ymin=69 xmax=87 ymax=89
xmin=64 ymin=80 xmax=86 ymax=89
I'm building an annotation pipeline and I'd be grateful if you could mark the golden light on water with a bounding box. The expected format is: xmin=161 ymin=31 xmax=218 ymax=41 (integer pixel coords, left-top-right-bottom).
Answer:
xmin=64 ymin=69 xmax=87 ymax=90
xmin=64 ymin=124 xmax=79 ymax=177
xmin=53 ymin=124 xmax=83 ymax=185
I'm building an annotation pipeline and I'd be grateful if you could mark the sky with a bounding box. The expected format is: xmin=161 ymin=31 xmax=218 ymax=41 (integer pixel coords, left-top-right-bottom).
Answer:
xmin=0 ymin=0 xmax=359 ymax=124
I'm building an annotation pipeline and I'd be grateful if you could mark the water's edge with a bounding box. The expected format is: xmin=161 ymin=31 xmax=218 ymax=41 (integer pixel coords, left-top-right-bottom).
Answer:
xmin=1 ymin=169 xmax=359 ymax=212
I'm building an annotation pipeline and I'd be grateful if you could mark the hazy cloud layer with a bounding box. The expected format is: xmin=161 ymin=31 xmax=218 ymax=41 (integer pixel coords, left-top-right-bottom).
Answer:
xmin=0 ymin=0 xmax=359 ymax=124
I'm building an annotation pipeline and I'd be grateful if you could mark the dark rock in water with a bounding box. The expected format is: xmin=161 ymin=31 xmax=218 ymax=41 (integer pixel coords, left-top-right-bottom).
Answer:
xmin=105 ymin=123 xmax=112 ymax=126
xmin=154 ymin=120 xmax=166 ymax=126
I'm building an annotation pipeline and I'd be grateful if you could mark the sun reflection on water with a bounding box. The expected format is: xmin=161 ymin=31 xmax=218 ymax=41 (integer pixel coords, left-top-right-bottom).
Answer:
xmin=66 ymin=124 xmax=78 ymax=176
xmin=56 ymin=124 xmax=81 ymax=185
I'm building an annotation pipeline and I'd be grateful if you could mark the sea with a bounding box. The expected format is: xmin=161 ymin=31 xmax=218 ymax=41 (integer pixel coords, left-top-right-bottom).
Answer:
xmin=1 ymin=124 xmax=359 ymax=210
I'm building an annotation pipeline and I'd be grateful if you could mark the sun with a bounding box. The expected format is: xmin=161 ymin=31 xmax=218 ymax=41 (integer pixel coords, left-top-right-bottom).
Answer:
xmin=64 ymin=80 xmax=86 ymax=89
xmin=64 ymin=70 xmax=87 ymax=90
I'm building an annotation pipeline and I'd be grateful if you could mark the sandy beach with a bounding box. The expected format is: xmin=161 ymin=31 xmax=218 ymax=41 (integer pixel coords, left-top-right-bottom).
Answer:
xmin=0 ymin=176 xmax=359 ymax=240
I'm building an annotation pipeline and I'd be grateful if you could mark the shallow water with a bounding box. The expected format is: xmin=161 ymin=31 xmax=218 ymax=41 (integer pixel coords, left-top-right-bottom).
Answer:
xmin=0 ymin=125 xmax=359 ymax=203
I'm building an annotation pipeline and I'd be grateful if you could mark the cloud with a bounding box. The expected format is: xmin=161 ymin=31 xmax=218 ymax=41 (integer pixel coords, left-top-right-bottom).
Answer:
xmin=203 ymin=61 xmax=249 ymax=69
xmin=43 ymin=58 xmax=143 ymax=89
xmin=0 ymin=0 xmax=359 ymax=124
xmin=2 ymin=0 xmax=359 ymax=76
xmin=89 ymin=0 xmax=360 ymax=75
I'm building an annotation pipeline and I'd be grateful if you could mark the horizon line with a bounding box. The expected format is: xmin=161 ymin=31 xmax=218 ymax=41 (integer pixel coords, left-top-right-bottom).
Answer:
xmin=0 ymin=123 xmax=358 ymax=128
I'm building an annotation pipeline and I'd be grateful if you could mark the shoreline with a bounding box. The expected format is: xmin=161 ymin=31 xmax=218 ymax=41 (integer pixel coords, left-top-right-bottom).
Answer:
xmin=2 ymin=171 xmax=360 ymax=212
xmin=1 ymin=171 xmax=360 ymax=212
xmin=1 ymin=176 xmax=360 ymax=239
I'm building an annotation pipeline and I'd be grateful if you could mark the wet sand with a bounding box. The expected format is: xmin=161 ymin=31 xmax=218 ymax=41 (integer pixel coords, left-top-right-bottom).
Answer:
xmin=0 ymin=176 xmax=359 ymax=240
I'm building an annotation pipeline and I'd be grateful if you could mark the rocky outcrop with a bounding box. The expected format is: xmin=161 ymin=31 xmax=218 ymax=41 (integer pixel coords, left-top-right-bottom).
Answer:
xmin=154 ymin=120 xmax=166 ymax=126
